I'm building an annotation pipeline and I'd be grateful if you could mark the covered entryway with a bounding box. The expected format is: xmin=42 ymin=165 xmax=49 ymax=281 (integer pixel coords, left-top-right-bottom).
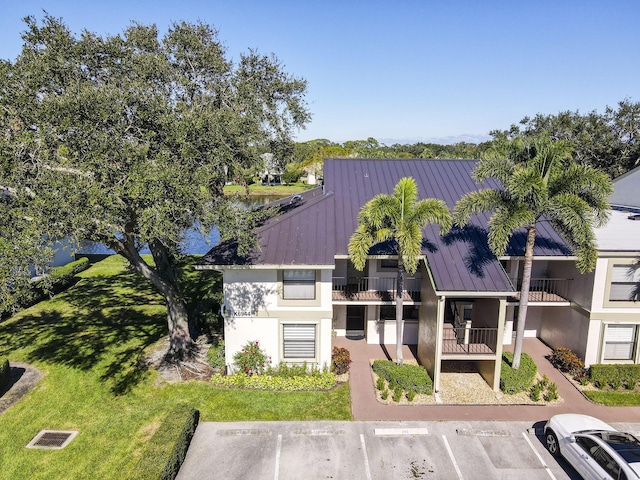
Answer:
xmin=346 ymin=306 xmax=365 ymax=337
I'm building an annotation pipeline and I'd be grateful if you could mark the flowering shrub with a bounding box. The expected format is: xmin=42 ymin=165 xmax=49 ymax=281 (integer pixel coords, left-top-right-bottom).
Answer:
xmin=549 ymin=347 xmax=585 ymax=376
xmin=331 ymin=347 xmax=352 ymax=375
xmin=232 ymin=340 xmax=271 ymax=375
xmin=210 ymin=372 xmax=336 ymax=391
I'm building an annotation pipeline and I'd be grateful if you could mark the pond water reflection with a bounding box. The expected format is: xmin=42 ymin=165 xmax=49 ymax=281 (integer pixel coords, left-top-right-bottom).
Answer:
xmin=77 ymin=195 xmax=283 ymax=255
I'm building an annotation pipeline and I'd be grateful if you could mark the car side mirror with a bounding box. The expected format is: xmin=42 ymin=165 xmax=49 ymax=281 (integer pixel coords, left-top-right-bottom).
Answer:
xmin=569 ymin=435 xmax=576 ymax=443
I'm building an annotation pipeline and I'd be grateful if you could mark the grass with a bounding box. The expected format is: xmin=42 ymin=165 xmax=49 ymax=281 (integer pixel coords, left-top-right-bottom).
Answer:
xmin=583 ymin=391 xmax=640 ymax=406
xmin=223 ymin=183 xmax=313 ymax=196
xmin=0 ymin=255 xmax=351 ymax=479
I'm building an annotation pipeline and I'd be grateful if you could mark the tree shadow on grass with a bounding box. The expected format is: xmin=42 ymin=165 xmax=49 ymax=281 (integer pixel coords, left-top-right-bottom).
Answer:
xmin=0 ymin=292 xmax=166 ymax=395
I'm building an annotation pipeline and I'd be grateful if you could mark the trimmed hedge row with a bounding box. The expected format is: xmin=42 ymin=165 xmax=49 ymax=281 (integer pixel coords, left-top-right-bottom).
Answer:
xmin=2 ymin=257 xmax=90 ymax=319
xmin=372 ymin=360 xmax=432 ymax=395
xmin=0 ymin=358 xmax=10 ymax=390
xmin=589 ymin=364 xmax=640 ymax=390
xmin=500 ymin=352 xmax=537 ymax=394
xmin=127 ymin=404 xmax=200 ymax=480
xmin=210 ymin=372 xmax=336 ymax=390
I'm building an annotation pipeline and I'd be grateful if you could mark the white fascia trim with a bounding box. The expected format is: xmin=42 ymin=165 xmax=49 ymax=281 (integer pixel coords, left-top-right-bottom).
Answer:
xmin=435 ymin=291 xmax=514 ymax=298
xmin=195 ymin=264 xmax=335 ymax=271
xmin=334 ymin=254 xmax=426 ymax=260
xmin=498 ymin=255 xmax=578 ymax=261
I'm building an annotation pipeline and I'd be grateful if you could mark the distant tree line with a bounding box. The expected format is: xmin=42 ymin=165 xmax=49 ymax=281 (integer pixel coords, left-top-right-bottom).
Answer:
xmin=271 ymin=99 xmax=640 ymax=184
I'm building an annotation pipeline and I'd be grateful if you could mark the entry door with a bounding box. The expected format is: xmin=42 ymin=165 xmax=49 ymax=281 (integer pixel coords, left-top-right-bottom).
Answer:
xmin=346 ymin=306 xmax=366 ymax=336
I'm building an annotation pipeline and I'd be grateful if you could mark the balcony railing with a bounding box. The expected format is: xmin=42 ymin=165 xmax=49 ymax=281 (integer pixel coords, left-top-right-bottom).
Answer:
xmin=509 ymin=277 xmax=572 ymax=302
xmin=442 ymin=324 xmax=498 ymax=355
xmin=332 ymin=276 xmax=421 ymax=301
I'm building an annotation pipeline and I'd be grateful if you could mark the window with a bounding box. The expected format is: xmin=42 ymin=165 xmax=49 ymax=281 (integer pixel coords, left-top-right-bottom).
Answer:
xmin=610 ymin=264 xmax=640 ymax=302
xmin=604 ymin=324 xmax=638 ymax=361
xmin=379 ymin=305 xmax=419 ymax=320
xmin=282 ymin=270 xmax=316 ymax=300
xmin=283 ymin=324 xmax=316 ymax=359
xmin=380 ymin=259 xmax=398 ymax=269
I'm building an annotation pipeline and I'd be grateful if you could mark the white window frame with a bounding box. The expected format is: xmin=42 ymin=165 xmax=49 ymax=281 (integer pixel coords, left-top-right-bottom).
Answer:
xmin=282 ymin=323 xmax=317 ymax=360
xmin=282 ymin=269 xmax=316 ymax=300
xmin=602 ymin=323 xmax=638 ymax=362
xmin=604 ymin=261 xmax=640 ymax=306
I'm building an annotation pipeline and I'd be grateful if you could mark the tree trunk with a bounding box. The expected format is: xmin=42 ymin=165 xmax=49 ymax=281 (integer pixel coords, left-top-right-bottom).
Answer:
xmin=512 ymin=225 xmax=536 ymax=369
xmin=116 ymin=234 xmax=195 ymax=361
xmin=395 ymin=260 xmax=405 ymax=366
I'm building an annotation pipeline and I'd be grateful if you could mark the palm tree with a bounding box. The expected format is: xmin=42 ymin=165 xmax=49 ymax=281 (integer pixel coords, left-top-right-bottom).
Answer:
xmin=348 ymin=177 xmax=452 ymax=365
xmin=453 ymin=133 xmax=613 ymax=369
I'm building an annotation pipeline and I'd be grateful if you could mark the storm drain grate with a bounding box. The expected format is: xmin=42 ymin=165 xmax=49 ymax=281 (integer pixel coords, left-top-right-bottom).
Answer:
xmin=26 ymin=430 xmax=78 ymax=450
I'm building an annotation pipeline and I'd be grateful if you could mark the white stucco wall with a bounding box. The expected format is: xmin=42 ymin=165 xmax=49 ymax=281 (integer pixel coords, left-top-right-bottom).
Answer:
xmin=221 ymin=267 xmax=333 ymax=372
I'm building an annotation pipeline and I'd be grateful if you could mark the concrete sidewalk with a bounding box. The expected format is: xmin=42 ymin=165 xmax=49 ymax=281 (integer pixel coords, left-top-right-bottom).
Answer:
xmin=333 ymin=336 xmax=640 ymax=423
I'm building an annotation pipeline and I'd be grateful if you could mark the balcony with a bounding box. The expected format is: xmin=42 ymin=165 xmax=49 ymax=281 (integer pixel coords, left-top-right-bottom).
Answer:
xmin=442 ymin=323 xmax=498 ymax=356
xmin=332 ymin=276 xmax=421 ymax=302
xmin=509 ymin=277 xmax=572 ymax=303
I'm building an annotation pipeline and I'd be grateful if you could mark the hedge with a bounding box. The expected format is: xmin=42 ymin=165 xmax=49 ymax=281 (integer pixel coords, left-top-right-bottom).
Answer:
xmin=1 ymin=257 xmax=91 ymax=319
xmin=0 ymin=358 xmax=10 ymax=391
xmin=500 ymin=352 xmax=537 ymax=394
xmin=210 ymin=372 xmax=336 ymax=390
xmin=127 ymin=404 xmax=200 ymax=480
xmin=589 ymin=364 xmax=640 ymax=390
xmin=371 ymin=360 xmax=432 ymax=395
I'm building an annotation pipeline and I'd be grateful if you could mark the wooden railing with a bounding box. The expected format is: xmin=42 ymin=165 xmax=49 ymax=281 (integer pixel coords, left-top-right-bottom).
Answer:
xmin=332 ymin=276 xmax=421 ymax=293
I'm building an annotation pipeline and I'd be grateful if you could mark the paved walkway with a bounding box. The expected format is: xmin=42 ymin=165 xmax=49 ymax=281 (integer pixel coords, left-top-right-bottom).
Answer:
xmin=333 ymin=336 xmax=640 ymax=423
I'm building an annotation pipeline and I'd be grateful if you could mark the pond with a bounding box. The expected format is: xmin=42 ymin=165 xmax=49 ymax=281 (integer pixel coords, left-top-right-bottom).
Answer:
xmin=77 ymin=195 xmax=283 ymax=255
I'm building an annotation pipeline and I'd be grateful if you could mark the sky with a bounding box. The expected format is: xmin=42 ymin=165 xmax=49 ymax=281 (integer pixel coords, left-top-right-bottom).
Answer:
xmin=1 ymin=0 xmax=639 ymax=145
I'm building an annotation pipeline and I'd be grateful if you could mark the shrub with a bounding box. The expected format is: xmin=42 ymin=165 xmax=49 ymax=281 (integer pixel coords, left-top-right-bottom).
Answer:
xmin=381 ymin=389 xmax=389 ymax=400
xmin=128 ymin=404 xmax=199 ymax=480
xmin=206 ymin=339 xmax=225 ymax=371
xmin=233 ymin=340 xmax=270 ymax=375
xmin=210 ymin=372 xmax=336 ymax=391
xmin=331 ymin=347 xmax=352 ymax=375
xmin=266 ymin=362 xmax=328 ymax=378
xmin=544 ymin=382 xmax=559 ymax=402
xmin=589 ymin=364 xmax=640 ymax=390
xmin=392 ymin=386 xmax=403 ymax=402
xmin=529 ymin=376 xmax=558 ymax=402
xmin=529 ymin=382 xmax=543 ymax=401
xmin=376 ymin=376 xmax=386 ymax=391
xmin=0 ymin=358 xmax=10 ymax=390
xmin=406 ymin=389 xmax=416 ymax=402
xmin=371 ymin=360 xmax=432 ymax=395
xmin=549 ymin=347 xmax=585 ymax=376
xmin=500 ymin=352 xmax=537 ymax=394
xmin=2 ymin=257 xmax=91 ymax=319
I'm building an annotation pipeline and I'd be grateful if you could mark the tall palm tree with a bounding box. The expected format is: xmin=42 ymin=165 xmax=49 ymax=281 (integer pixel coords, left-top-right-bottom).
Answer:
xmin=348 ymin=177 xmax=452 ymax=365
xmin=453 ymin=133 xmax=613 ymax=369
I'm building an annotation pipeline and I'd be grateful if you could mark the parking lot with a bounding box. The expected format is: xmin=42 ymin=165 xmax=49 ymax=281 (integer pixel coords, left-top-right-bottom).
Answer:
xmin=175 ymin=420 xmax=633 ymax=479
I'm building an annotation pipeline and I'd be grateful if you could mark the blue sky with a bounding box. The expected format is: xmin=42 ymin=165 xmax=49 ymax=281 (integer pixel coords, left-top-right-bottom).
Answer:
xmin=1 ymin=1 xmax=639 ymax=144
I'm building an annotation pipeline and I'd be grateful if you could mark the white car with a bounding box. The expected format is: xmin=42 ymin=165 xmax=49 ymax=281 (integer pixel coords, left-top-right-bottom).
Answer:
xmin=545 ymin=414 xmax=640 ymax=480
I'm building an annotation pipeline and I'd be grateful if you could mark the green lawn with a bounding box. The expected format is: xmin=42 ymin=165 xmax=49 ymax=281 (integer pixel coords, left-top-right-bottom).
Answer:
xmin=223 ymin=183 xmax=313 ymax=196
xmin=0 ymin=256 xmax=351 ymax=480
xmin=583 ymin=390 xmax=640 ymax=406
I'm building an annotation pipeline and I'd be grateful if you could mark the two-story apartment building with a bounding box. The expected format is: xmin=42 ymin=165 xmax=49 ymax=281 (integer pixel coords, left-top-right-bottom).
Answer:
xmin=196 ymin=159 xmax=640 ymax=392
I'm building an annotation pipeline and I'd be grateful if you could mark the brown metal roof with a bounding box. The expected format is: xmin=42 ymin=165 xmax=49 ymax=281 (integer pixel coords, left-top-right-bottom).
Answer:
xmin=198 ymin=187 xmax=335 ymax=267
xmin=198 ymin=158 xmax=574 ymax=293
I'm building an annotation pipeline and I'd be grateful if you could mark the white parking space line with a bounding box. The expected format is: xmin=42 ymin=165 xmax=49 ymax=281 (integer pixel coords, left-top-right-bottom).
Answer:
xmin=360 ymin=434 xmax=372 ymax=480
xmin=374 ymin=427 xmax=429 ymax=436
xmin=274 ymin=434 xmax=282 ymax=480
xmin=442 ymin=435 xmax=464 ymax=480
xmin=521 ymin=432 xmax=557 ymax=480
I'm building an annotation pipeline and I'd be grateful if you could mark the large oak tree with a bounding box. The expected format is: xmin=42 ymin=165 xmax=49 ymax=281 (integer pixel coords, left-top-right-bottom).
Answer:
xmin=0 ymin=15 xmax=309 ymax=359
